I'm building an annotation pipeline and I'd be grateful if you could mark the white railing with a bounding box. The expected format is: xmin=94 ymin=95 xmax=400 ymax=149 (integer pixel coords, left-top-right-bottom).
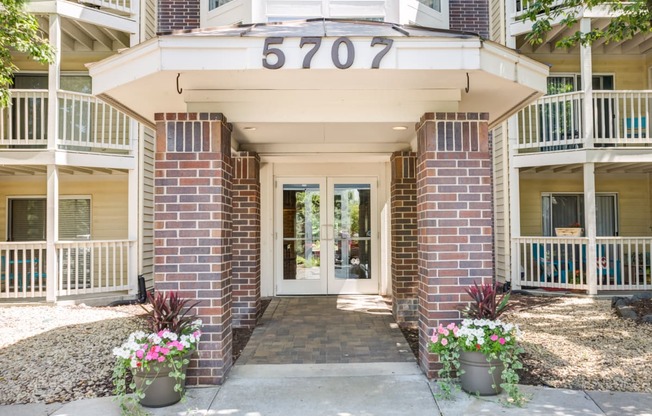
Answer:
xmin=55 ymin=240 xmax=132 ymax=296
xmin=78 ymin=0 xmax=133 ymax=14
xmin=513 ymin=0 xmax=565 ymax=17
xmin=593 ymin=91 xmax=651 ymax=146
xmin=58 ymin=91 xmax=133 ymax=152
xmin=514 ymin=236 xmax=652 ymax=292
xmin=0 ymin=240 xmax=133 ymax=299
xmin=0 ymin=90 xmax=134 ymax=153
xmin=0 ymin=89 xmax=49 ymax=147
xmin=515 ymin=90 xmax=652 ymax=152
xmin=0 ymin=242 xmax=47 ymax=299
xmin=516 ymin=91 xmax=584 ymax=150
xmin=514 ymin=237 xmax=588 ymax=290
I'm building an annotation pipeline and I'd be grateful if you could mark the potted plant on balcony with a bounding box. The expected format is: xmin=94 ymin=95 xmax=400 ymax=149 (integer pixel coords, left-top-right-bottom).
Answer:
xmin=112 ymin=291 xmax=202 ymax=413
xmin=428 ymin=282 xmax=525 ymax=406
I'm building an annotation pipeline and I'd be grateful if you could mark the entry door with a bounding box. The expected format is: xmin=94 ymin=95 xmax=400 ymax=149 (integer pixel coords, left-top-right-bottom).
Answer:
xmin=275 ymin=177 xmax=377 ymax=295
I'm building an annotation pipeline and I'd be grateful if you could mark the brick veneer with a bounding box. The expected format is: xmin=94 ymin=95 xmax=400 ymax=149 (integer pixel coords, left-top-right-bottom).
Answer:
xmin=158 ymin=0 xmax=200 ymax=33
xmin=415 ymin=112 xmax=494 ymax=377
xmin=154 ymin=112 xmax=233 ymax=385
xmin=390 ymin=151 xmax=418 ymax=324
xmin=449 ymin=0 xmax=489 ymax=38
xmin=232 ymin=152 xmax=261 ymax=328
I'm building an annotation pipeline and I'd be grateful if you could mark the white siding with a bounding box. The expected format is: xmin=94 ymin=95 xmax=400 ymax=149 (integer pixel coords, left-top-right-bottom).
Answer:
xmin=143 ymin=0 xmax=157 ymax=40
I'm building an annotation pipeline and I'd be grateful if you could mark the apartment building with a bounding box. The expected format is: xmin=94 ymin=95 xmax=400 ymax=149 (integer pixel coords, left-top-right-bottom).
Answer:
xmin=2 ymin=0 xmax=547 ymax=381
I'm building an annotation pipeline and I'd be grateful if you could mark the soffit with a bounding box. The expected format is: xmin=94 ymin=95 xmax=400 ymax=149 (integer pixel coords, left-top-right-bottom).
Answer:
xmin=89 ymin=19 xmax=548 ymax=153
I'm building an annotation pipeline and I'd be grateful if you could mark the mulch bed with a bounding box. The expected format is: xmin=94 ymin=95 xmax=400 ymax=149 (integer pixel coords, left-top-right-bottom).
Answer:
xmin=397 ymin=293 xmax=652 ymax=387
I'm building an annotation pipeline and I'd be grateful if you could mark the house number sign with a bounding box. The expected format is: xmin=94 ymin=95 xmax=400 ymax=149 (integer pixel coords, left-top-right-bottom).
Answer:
xmin=262 ymin=36 xmax=393 ymax=70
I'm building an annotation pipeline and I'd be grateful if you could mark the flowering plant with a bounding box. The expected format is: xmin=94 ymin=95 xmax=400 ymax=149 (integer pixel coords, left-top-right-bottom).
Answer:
xmin=428 ymin=283 xmax=525 ymax=406
xmin=112 ymin=292 xmax=202 ymax=414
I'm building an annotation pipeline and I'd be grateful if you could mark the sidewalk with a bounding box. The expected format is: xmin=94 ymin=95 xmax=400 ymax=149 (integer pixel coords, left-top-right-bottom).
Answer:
xmin=2 ymin=362 xmax=651 ymax=416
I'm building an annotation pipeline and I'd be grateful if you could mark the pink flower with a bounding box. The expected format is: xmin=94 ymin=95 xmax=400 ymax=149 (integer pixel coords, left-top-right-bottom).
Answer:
xmin=446 ymin=323 xmax=456 ymax=331
xmin=499 ymin=338 xmax=506 ymax=345
xmin=135 ymin=350 xmax=144 ymax=359
xmin=441 ymin=338 xmax=448 ymax=346
xmin=453 ymin=328 xmax=459 ymax=336
xmin=157 ymin=355 xmax=165 ymax=362
xmin=160 ymin=347 xmax=170 ymax=355
xmin=431 ymin=334 xmax=439 ymax=343
xmin=490 ymin=334 xmax=499 ymax=342
xmin=437 ymin=325 xmax=446 ymax=335
xmin=193 ymin=331 xmax=201 ymax=338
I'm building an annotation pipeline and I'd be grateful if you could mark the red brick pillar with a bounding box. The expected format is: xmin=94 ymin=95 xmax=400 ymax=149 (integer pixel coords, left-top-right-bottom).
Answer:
xmin=390 ymin=152 xmax=418 ymax=324
xmin=416 ymin=112 xmax=494 ymax=377
xmin=154 ymin=112 xmax=233 ymax=385
xmin=232 ymin=152 xmax=261 ymax=328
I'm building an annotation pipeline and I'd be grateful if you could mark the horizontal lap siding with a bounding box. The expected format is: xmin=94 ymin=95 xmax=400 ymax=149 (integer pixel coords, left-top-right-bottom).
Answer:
xmin=519 ymin=174 xmax=652 ymax=237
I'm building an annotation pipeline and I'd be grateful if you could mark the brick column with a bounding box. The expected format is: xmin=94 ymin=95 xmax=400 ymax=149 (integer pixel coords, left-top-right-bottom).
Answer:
xmin=416 ymin=112 xmax=494 ymax=377
xmin=154 ymin=112 xmax=233 ymax=385
xmin=232 ymin=152 xmax=261 ymax=328
xmin=390 ymin=152 xmax=418 ymax=324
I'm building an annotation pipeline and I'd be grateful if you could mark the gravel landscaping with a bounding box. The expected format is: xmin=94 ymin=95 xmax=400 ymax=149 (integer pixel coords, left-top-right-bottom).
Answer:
xmin=0 ymin=293 xmax=651 ymax=405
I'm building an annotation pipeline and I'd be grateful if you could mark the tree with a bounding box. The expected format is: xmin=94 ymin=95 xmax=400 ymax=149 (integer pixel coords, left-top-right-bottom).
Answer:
xmin=522 ymin=0 xmax=652 ymax=48
xmin=0 ymin=0 xmax=54 ymax=107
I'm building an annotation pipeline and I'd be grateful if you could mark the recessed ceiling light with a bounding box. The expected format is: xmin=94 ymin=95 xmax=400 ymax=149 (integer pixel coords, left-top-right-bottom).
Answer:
xmin=243 ymin=127 xmax=257 ymax=131
xmin=392 ymin=126 xmax=408 ymax=131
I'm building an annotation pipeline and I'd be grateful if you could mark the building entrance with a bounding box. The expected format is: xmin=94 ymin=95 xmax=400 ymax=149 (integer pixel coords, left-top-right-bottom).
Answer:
xmin=275 ymin=177 xmax=378 ymax=295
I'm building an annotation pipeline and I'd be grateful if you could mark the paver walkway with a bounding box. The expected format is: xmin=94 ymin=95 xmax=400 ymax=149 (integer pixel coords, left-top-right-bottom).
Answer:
xmin=237 ymin=295 xmax=416 ymax=365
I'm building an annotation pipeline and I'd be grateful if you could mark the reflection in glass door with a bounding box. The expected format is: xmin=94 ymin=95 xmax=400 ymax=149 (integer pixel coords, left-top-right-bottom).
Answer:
xmin=275 ymin=177 xmax=377 ymax=295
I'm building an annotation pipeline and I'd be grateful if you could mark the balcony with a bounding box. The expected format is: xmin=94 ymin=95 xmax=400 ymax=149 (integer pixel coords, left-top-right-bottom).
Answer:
xmin=204 ymin=0 xmax=449 ymax=29
xmin=513 ymin=236 xmax=652 ymax=293
xmin=0 ymin=90 xmax=135 ymax=155
xmin=0 ymin=240 xmax=133 ymax=299
xmin=514 ymin=90 xmax=652 ymax=153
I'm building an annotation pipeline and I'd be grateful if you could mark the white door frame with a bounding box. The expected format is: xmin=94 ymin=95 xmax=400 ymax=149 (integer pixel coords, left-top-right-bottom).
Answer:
xmin=274 ymin=176 xmax=379 ymax=295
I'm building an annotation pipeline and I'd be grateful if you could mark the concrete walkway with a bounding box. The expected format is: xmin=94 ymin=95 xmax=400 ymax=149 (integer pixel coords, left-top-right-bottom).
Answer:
xmin=2 ymin=295 xmax=651 ymax=415
xmin=3 ymin=365 xmax=652 ymax=416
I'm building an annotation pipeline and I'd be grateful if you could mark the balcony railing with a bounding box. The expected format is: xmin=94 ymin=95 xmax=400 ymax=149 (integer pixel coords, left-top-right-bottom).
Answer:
xmin=513 ymin=0 xmax=565 ymax=18
xmin=515 ymin=90 xmax=652 ymax=152
xmin=0 ymin=240 xmax=133 ymax=299
xmin=513 ymin=236 xmax=652 ymax=292
xmin=0 ymin=242 xmax=47 ymax=298
xmin=79 ymin=0 xmax=133 ymax=14
xmin=0 ymin=89 xmax=135 ymax=154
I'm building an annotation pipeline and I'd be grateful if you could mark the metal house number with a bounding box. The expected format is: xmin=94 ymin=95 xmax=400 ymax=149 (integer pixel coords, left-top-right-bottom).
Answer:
xmin=262 ymin=36 xmax=393 ymax=70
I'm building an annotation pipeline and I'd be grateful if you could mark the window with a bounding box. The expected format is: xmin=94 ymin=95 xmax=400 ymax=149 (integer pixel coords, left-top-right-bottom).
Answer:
xmin=541 ymin=193 xmax=618 ymax=237
xmin=8 ymin=198 xmax=91 ymax=241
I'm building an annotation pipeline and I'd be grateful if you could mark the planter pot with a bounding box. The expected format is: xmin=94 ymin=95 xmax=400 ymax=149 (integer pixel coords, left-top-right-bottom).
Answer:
xmin=459 ymin=351 xmax=504 ymax=396
xmin=133 ymin=359 xmax=189 ymax=408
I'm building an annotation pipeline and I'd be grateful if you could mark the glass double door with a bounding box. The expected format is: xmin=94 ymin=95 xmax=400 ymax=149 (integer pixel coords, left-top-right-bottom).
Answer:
xmin=276 ymin=177 xmax=377 ymax=295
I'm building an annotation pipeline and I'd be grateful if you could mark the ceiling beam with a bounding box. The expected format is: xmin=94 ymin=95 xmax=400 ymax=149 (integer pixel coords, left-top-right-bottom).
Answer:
xmin=103 ymin=28 xmax=129 ymax=49
xmin=621 ymin=33 xmax=650 ymax=54
xmin=61 ymin=20 xmax=95 ymax=50
xmin=75 ymin=20 xmax=114 ymax=50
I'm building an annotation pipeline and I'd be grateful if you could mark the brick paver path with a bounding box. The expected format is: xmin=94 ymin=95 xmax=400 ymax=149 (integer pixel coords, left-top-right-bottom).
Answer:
xmin=237 ymin=295 xmax=416 ymax=365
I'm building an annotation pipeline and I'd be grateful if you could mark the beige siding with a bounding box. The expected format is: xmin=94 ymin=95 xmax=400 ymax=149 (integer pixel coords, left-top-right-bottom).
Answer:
xmin=140 ymin=127 xmax=155 ymax=289
xmin=492 ymin=124 xmax=509 ymax=282
xmin=519 ymin=173 xmax=652 ymax=237
xmin=0 ymin=174 xmax=128 ymax=240
xmin=527 ymin=54 xmax=647 ymax=90
xmin=489 ymin=0 xmax=505 ymax=44
xmin=143 ymin=0 xmax=157 ymax=40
